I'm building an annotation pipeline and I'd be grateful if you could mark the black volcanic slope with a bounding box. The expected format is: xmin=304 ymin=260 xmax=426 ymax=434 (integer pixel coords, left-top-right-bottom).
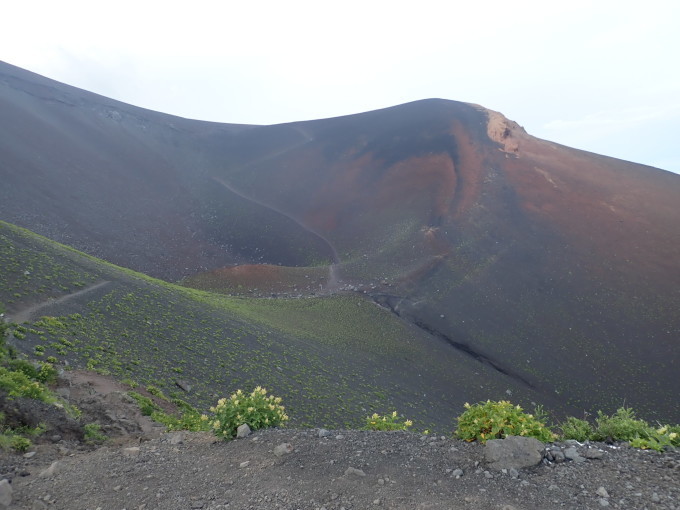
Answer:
xmin=1 ymin=61 xmax=678 ymax=424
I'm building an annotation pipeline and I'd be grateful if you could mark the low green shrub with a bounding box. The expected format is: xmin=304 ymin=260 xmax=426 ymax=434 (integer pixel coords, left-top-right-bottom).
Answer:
xmin=363 ymin=411 xmax=413 ymax=431
xmin=146 ymin=385 xmax=167 ymax=400
xmin=127 ymin=391 xmax=159 ymax=416
xmin=455 ymin=400 xmax=555 ymax=443
xmin=210 ymin=387 xmax=288 ymax=439
xmin=589 ymin=408 xmax=680 ymax=451
xmin=0 ymin=415 xmax=43 ymax=453
xmin=0 ymin=433 xmax=31 ymax=452
xmin=151 ymin=409 xmax=210 ymax=432
xmin=121 ymin=378 xmax=138 ymax=388
xmin=83 ymin=423 xmax=107 ymax=444
xmin=127 ymin=392 xmax=210 ymax=432
xmin=629 ymin=425 xmax=680 ymax=452
xmin=7 ymin=359 xmax=40 ymax=379
xmin=593 ymin=407 xmax=651 ymax=442
xmin=36 ymin=362 xmax=57 ymax=384
xmin=559 ymin=416 xmax=594 ymax=442
xmin=0 ymin=367 xmax=54 ymax=402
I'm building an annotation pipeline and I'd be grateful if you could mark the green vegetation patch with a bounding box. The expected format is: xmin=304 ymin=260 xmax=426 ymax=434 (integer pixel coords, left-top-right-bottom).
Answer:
xmin=456 ymin=400 xmax=556 ymax=443
xmin=0 ymin=221 xmax=101 ymax=309
xmin=363 ymin=411 xmax=414 ymax=431
xmin=209 ymin=387 xmax=288 ymax=439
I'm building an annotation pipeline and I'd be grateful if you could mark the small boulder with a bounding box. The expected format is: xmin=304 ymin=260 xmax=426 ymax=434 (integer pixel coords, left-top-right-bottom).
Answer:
xmin=0 ymin=479 xmax=12 ymax=508
xmin=123 ymin=447 xmax=140 ymax=457
xmin=545 ymin=447 xmax=566 ymax=463
xmin=274 ymin=443 xmax=293 ymax=457
xmin=175 ymin=380 xmax=192 ymax=393
xmin=236 ymin=424 xmax=251 ymax=438
xmin=596 ymin=487 xmax=609 ymax=498
xmin=585 ymin=448 xmax=605 ymax=460
xmin=39 ymin=461 xmax=61 ymax=478
xmin=564 ymin=447 xmax=585 ymax=463
xmin=345 ymin=467 xmax=366 ymax=477
xmin=484 ymin=436 xmax=544 ymax=470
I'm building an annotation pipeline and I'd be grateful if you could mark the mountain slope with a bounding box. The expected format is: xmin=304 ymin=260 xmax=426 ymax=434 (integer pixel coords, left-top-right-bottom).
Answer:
xmin=1 ymin=61 xmax=678 ymax=423
xmin=1 ymin=220 xmax=552 ymax=430
xmin=0 ymin=62 xmax=334 ymax=280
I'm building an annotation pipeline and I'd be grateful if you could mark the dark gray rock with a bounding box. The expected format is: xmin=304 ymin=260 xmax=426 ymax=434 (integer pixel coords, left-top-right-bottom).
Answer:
xmin=585 ymin=448 xmax=605 ymax=460
xmin=175 ymin=380 xmax=192 ymax=393
xmin=484 ymin=436 xmax=544 ymax=470
xmin=546 ymin=447 xmax=566 ymax=463
xmin=564 ymin=447 xmax=585 ymax=463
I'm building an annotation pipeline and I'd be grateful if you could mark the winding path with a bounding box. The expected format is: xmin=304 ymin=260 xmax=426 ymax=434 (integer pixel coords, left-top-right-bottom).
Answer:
xmin=213 ymin=175 xmax=341 ymax=292
xmin=10 ymin=280 xmax=111 ymax=324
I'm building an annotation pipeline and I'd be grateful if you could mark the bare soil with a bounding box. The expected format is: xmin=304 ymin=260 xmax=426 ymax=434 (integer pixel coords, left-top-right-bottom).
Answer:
xmin=0 ymin=372 xmax=678 ymax=510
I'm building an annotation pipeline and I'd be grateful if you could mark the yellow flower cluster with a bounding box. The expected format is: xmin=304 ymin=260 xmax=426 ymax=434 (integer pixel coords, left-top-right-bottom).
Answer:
xmin=208 ymin=386 xmax=288 ymax=439
xmin=364 ymin=411 xmax=413 ymax=431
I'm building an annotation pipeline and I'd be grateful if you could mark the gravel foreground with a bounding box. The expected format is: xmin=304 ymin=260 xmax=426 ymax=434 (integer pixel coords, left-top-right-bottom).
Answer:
xmin=2 ymin=427 xmax=679 ymax=510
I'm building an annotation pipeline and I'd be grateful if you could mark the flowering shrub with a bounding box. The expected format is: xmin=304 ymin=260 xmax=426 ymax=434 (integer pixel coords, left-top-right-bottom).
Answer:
xmin=587 ymin=407 xmax=680 ymax=452
xmin=209 ymin=387 xmax=288 ymax=439
xmin=363 ymin=411 xmax=413 ymax=431
xmin=629 ymin=425 xmax=680 ymax=452
xmin=455 ymin=400 xmax=555 ymax=443
xmin=0 ymin=367 xmax=55 ymax=402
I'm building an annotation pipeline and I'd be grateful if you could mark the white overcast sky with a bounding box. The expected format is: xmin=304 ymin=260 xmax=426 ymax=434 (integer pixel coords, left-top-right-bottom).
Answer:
xmin=2 ymin=0 xmax=679 ymax=173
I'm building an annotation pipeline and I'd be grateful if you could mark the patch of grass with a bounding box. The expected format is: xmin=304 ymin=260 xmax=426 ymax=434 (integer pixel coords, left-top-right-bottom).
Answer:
xmin=127 ymin=391 xmax=210 ymax=432
xmin=121 ymin=378 xmax=138 ymax=388
xmin=145 ymin=385 xmax=168 ymax=400
xmin=0 ymin=413 xmax=45 ymax=452
xmin=362 ymin=411 xmax=413 ymax=431
xmin=83 ymin=423 xmax=107 ymax=444
xmin=127 ymin=391 xmax=159 ymax=416
xmin=0 ymin=432 xmax=32 ymax=452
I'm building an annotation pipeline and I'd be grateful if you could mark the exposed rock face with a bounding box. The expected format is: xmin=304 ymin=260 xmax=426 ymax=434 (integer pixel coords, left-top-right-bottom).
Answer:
xmin=484 ymin=436 xmax=544 ymax=470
